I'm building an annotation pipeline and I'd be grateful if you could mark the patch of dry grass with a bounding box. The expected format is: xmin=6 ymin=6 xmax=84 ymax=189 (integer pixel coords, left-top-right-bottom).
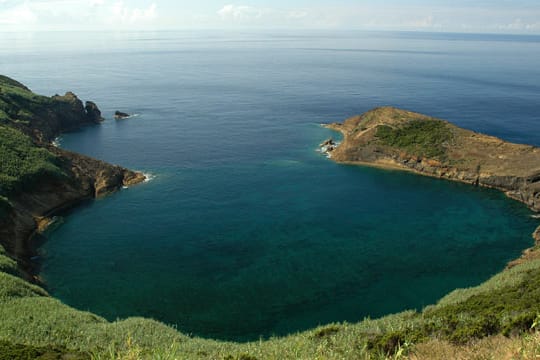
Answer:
xmin=410 ymin=332 xmax=540 ymax=360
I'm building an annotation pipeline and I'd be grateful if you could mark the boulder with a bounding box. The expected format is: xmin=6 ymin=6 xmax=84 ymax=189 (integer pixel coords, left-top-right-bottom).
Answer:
xmin=320 ymin=138 xmax=335 ymax=147
xmin=114 ymin=111 xmax=130 ymax=119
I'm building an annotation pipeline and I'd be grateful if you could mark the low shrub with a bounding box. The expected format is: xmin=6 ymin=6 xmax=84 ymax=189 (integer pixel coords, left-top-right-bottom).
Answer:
xmin=375 ymin=119 xmax=453 ymax=159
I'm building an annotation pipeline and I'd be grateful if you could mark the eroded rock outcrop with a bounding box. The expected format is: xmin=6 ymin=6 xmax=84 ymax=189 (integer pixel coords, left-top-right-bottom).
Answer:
xmin=85 ymin=101 xmax=105 ymax=123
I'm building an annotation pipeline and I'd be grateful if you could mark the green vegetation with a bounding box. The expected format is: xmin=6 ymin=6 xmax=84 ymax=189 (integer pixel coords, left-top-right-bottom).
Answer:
xmin=0 ymin=341 xmax=88 ymax=360
xmin=0 ymin=77 xmax=52 ymax=127
xmin=0 ymin=75 xmax=30 ymax=91
xmin=1 ymin=242 xmax=540 ymax=359
xmin=375 ymin=119 xmax=453 ymax=159
xmin=0 ymin=124 xmax=63 ymax=196
xmin=0 ymin=195 xmax=10 ymax=218
xmin=0 ymin=246 xmax=18 ymax=277
xmin=0 ymin=76 xmax=65 ymax=202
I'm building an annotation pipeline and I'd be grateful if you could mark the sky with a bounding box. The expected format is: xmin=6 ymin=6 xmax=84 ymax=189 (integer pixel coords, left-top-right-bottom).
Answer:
xmin=0 ymin=0 xmax=540 ymax=34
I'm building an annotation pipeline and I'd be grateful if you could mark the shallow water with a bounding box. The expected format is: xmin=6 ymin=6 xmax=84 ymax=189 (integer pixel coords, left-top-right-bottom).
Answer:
xmin=2 ymin=31 xmax=539 ymax=340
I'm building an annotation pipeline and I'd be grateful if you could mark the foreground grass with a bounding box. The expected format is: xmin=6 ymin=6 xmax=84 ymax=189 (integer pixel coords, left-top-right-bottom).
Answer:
xmin=410 ymin=326 xmax=540 ymax=360
xmin=1 ymin=239 xmax=540 ymax=359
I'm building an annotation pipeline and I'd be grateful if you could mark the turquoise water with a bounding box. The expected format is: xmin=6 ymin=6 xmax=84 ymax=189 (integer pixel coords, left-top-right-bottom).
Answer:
xmin=2 ymin=31 xmax=540 ymax=340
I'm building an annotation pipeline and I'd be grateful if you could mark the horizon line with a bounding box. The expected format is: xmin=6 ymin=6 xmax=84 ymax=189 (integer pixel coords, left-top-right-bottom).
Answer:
xmin=1 ymin=28 xmax=540 ymax=37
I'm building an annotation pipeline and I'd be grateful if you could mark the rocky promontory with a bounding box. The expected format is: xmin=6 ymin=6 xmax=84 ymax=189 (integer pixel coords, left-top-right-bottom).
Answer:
xmin=325 ymin=106 xmax=540 ymax=257
xmin=0 ymin=75 xmax=145 ymax=279
xmin=326 ymin=107 xmax=540 ymax=211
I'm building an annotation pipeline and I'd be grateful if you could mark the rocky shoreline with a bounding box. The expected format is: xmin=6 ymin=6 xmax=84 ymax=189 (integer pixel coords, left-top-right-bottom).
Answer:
xmin=0 ymin=76 xmax=145 ymax=282
xmin=323 ymin=107 xmax=540 ymax=264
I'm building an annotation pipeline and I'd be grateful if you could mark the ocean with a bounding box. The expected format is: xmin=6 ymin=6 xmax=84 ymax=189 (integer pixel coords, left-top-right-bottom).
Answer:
xmin=2 ymin=30 xmax=539 ymax=340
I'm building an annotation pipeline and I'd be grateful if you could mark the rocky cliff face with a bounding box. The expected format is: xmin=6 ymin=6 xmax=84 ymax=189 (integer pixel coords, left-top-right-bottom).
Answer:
xmin=326 ymin=107 xmax=540 ymax=212
xmin=32 ymin=92 xmax=105 ymax=143
xmin=0 ymin=75 xmax=145 ymax=280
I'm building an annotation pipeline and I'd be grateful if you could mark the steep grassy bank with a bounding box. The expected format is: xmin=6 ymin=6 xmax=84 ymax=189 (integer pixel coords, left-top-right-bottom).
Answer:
xmin=1 ymin=78 xmax=540 ymax=359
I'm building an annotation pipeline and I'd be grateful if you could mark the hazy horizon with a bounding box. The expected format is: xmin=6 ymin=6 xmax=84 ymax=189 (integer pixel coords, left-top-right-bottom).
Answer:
xmin=1 ymin=0 xmax=540 ymax=35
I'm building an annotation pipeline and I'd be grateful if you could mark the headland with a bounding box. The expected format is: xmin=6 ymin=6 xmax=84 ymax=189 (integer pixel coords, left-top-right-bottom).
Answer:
xmin=0 ymin=75 xmax=145 ymax=280
xmin=323 ymin=107 xmax=540 ymax=254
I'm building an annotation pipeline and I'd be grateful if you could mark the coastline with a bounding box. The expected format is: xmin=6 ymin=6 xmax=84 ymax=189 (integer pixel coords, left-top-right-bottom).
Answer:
xmin=16 ymin=153 xmax=147 ymax=284
xmin=0 ymin=77 xmax=146 ymax=282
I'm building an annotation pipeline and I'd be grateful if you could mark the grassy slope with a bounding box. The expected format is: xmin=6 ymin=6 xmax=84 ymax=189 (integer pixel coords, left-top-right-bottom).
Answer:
xmin=0 ymin=78 xmax=64 ymax=202
xmin=0 ymin=125 xmax=64 ymax=195
xmin=0 ymin=76 xmax=52 ymax=126
xmin=1 ymin=80 xmax=540 ymax=358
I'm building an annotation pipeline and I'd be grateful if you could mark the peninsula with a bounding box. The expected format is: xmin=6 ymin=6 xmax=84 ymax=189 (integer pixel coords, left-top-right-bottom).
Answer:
xmin=326 ymin=107 xmax=539 ymax=207
xmin=325 ymin=106 xmax=540 ymax=262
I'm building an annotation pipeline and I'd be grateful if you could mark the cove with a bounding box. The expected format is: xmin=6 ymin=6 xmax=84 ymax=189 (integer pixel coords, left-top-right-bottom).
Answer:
xmin=18 ymin=30 xmax=539 ymax=341
xmin=40 ymin=123 xmax=537 ymax=341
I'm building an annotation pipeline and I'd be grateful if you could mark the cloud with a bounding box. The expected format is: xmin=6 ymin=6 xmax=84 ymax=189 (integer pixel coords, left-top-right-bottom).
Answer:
xmin=0 ymin=0 xmax=159 ymax=30
xmin=499 ymin=18 xmax=540 ymax=31
xmin=287 ymin=10 xmax=308 ymax=20
xmin=410 ymin=15 xmax=435 ymax=28
xmin=217 ymin=4 xmax=263 ymax=21
xmin=0 ymin=2 xmax=38 ymax=26
xmin=1 ymin=1 xmax=540 ymax=33
xmin=216 ymin=4 xmax=313 ymax=27
xmin=110 ymin=1 xmax=157 ymax=25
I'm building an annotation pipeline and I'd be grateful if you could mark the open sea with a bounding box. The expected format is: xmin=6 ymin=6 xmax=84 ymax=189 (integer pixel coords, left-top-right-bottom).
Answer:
xmin=2 ymin=30 xmax=540 ymax=340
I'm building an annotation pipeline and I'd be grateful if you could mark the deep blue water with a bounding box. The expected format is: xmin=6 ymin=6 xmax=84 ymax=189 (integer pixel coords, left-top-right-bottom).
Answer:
xmin=2 ymin=31 xmax=540 ymax=340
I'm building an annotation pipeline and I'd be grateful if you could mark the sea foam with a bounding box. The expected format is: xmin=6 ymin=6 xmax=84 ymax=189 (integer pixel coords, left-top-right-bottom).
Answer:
xmin=52 ymin=136 xmax=62 ymax=147
xmin=143 ymin=172 xmax=155 ymax=183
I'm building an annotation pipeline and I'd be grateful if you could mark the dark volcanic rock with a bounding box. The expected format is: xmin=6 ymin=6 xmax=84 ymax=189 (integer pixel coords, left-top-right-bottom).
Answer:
xmin=85 ymin=101 xmax=104 ymax=123
xmin=114 ymin=111 xmax=130 ymax=119
xmin=320 ymin=138 xmax=335 ymax=147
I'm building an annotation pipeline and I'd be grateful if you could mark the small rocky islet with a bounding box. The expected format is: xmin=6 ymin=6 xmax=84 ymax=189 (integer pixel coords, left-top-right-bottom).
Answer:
xmin=114 ymin=110 xmax=131 ymax=119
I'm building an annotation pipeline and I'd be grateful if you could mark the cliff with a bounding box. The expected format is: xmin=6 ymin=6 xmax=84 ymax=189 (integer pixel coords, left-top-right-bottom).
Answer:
xmin=0 ymin=75 xmax=145 ymax=279
xmin=326 ymin=107 xmax=540 ymax=212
